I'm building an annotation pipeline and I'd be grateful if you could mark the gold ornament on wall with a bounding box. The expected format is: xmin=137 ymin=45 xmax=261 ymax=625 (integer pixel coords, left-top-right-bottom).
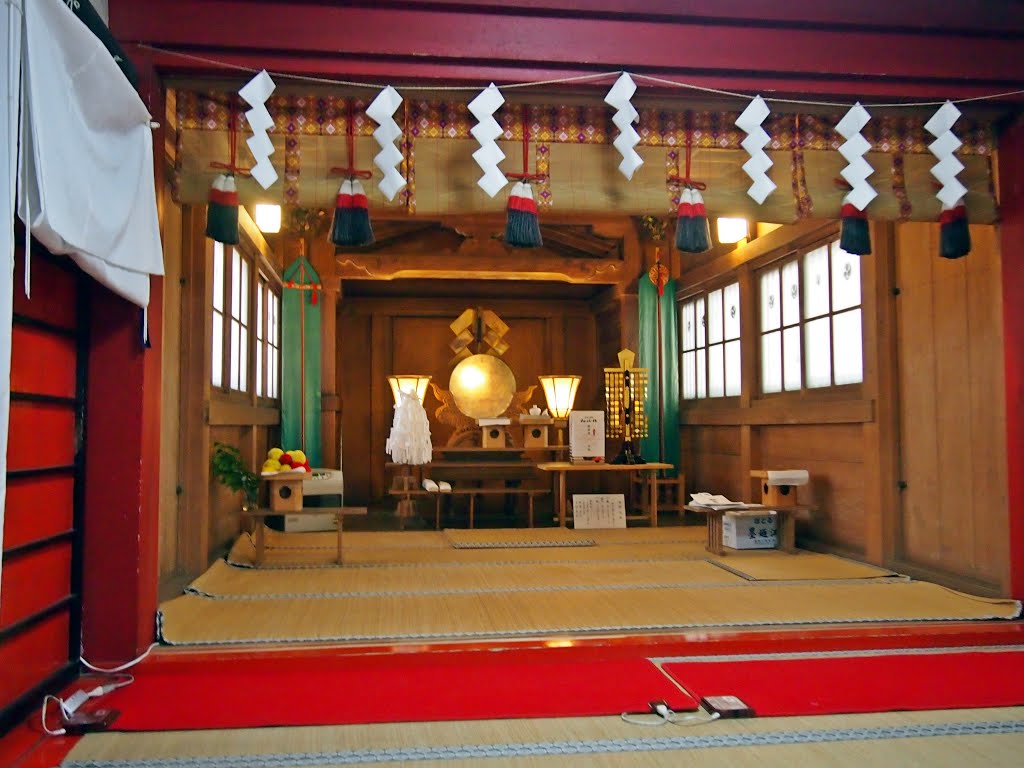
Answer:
xmin=637 ymin=215 xmax=669 ymax=242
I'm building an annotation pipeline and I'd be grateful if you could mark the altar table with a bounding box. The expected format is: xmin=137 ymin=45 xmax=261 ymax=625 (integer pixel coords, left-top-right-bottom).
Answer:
xmin=536 ymin=462 xmax=674 ymax=527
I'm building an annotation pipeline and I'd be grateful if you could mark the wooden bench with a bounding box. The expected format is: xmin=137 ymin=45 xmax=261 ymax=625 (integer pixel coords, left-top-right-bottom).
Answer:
xmin=388 ymin=487 xmax=550 ymax=529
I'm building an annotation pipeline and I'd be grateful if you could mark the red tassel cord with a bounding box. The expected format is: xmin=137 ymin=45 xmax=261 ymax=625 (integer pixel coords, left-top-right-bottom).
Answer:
xmin=671 ymin=118 xmax=710 ymax=254
xmin=330 ymin=100 xmax=375 ymax=247
xmin=505 ymin=105 xmax=545 ymax=248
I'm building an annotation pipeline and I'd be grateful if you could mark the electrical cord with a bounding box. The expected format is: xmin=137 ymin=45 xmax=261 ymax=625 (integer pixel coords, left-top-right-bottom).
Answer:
xmin=621 ymin=701 xmax=722 ymax=727
xmin=80 ymin=641 xmax=158 ymax=673
xmin=39 ymin=643 xmax=159 ymax=737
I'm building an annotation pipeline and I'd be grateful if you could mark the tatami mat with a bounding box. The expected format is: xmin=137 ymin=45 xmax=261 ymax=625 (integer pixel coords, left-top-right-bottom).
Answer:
xmin=186 ymin=557 xmax=746 ymax=599
xmin=63 ymin=708 xmax=1024 ymax=767
xmin=711 ymin=551 xmax=900 ymax=581
xmin=226 ymin=532 xmax=709 ymax=568
xmin=158 ymin=580 xmax=1020 ymax=645
xmin=444 ymin=528 xmax=596 ymax=548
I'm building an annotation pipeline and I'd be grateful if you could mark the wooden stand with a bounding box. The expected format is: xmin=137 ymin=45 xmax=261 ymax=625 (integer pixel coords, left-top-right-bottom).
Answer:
xmin=537 ymin=461 xmax=673 ymax=527
xmin=244 ymin=506 xmax=368 ymax=566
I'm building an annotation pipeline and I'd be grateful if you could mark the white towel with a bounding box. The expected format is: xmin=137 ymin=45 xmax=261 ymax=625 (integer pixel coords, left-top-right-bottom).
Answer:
xmin=437 ymin=481 xmax=452 ymax=493
xmin=422 ymin=479 xmax=439 ymax=493
xmin=766 ymin=469 xmax=809 ymax=487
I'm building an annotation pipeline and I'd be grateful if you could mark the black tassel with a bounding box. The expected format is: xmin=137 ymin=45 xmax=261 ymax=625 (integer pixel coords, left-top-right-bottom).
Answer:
xmin=205 ymin=174 xmax=239 ymax=245
xmin=348 ymin=179 xmax=375 ymax=247
xmin=839 ymin=201 xmax=871 ymax=255
xmin=939 ymin=201 xmax=971 ymax=259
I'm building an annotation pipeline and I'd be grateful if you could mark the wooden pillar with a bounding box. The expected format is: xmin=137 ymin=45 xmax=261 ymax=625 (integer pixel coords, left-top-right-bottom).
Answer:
xmin=861 ymin=222 xmax=900 ymax=565
xmin=309 ymin=238 xmax=340 ymax=470
xmin=998 ymin=117 xmax=1024 ymax=599
xmin=176 ymin=208 xmax=212 ymax=576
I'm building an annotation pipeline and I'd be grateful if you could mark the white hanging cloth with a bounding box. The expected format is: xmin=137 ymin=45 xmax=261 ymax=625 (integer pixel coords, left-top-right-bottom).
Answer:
xmin=0 ymin=0 xmax=24 ymax=607
xmin=17 ymin=0 xmax=163 ymax=309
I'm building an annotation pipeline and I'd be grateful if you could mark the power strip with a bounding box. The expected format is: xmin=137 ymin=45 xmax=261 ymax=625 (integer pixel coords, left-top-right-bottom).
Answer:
xmin=700 ymin=695 xmax=755 ymax=718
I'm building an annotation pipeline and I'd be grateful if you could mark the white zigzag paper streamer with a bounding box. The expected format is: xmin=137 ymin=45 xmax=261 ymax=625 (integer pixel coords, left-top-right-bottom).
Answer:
xmin=735 ymin=96 xmax=775 ymax=204
xmin=925 ymin=100 xmax=967 ymax=209
xmin=835 ymin=102 xmax=877 ymax=211
xmin=238 ymin=69 xmax=278 ymax=190
xmin=366 ymin=86 xmax=407 ymax=202
xmin=468 ymin=83 xmax=507 ymax=198
xmin=604 ymin=73 xmax=643 ymax=180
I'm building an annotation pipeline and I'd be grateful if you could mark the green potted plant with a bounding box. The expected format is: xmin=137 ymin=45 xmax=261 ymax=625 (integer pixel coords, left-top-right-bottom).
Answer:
xmin=211 ymin=441 xmax=260 ymax=511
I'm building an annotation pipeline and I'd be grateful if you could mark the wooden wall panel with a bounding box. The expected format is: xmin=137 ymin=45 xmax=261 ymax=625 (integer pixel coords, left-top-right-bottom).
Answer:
xmin=0 ymin=543 xmax=72 ymax=629
xmin=207 ymin=424 xmax=249 ymax=560
xmin=686 ymin=426 xmax=743 ymax=501
xmin=758 ymin=424 xmax=867 ymax=552
xmin=341 ymin=296 xmax=599 ymax=502
xmin=895 ymin=223 xmax=1007 ymax=588
xmin=3 ymin=476 xmax=74 ymax=549
xmin=339 ymin=311 xmax=372 ymax=501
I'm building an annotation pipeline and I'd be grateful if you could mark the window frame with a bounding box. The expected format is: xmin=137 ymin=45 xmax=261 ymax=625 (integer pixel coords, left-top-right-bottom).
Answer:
xmin=209 ymin=234 xmax=283 ymax=405
xmin=678 ymin=278 xmax=743 ymax=403
xmin=754 ymin=235 xmax=865 ymax=401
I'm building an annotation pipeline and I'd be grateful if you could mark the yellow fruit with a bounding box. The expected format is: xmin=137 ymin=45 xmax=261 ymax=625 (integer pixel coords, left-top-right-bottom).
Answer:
xmin=262 ymin=459 xmax=281 ymax=472
xmin=267 ymin=447 xmax=284 ymax=460
xmin=291 ymin=450 xmax=307 ymax=464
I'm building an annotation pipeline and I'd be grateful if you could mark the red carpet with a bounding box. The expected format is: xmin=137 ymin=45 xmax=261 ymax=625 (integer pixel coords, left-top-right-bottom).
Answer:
xmin=662 ymin=649 xmax=1024 ymax=716
xmin=103 ymin=651 xmax=695 ymax=730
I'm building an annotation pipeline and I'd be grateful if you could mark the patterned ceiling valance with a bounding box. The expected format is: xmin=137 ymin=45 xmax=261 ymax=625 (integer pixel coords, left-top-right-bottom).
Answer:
xmin=171 ymin=90 xmax=997 ymax=224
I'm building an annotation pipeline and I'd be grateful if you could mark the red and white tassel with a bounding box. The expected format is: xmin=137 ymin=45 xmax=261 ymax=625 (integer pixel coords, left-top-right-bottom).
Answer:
xmin=505 ymin=181 xmax=543 ymax=248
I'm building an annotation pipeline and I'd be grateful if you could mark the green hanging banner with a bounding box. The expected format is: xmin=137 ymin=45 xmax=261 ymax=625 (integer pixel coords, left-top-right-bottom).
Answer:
xmin=638 ymin=272 xmax=680 ymax=476
xmin=281 ymin=257 xmax=322 ymax=467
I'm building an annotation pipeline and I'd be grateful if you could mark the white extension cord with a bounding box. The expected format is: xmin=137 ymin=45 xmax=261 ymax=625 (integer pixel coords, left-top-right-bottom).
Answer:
xmin=40 ymin=642 xmax=158 ymax=736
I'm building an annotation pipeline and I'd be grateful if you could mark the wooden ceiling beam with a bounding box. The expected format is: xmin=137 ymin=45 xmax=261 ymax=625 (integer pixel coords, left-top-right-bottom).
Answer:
xmin=112 ymin=2 xmax=1024 ymax=100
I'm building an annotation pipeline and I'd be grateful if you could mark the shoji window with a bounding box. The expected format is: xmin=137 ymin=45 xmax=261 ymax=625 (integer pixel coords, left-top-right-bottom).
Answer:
xmin=255 ymin=272 xmax=280 ymax=400
xmin=681 ymin=281 xmax=741 ymax=399
xmin=758 ymin=238 xmax=863 ymax=393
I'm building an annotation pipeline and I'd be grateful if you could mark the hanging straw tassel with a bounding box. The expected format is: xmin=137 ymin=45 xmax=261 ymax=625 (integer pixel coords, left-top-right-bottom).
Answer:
xmin=839 ymin=194 xmax=871 ymax=255
xmin=939 ymin=198 xmax=971 ymax=259
xmin=330 ymin=179 xmax=354 ymax=246
xmin=505 ymin=181 xmax=543 ymax=248
xmin=205 ymin=173 xmax=240 ymax=245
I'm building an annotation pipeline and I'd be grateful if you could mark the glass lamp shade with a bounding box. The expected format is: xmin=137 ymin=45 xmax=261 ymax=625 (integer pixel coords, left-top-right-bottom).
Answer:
xmin=254 ymin=203 xmax=282 ymax=233
xmin=538 ymin=374 xmax=581 ymax=419
xmin=716 ymin=217 xmax=749 ymax=244
xmin=387 ymin=374 xmax=432 ymax=405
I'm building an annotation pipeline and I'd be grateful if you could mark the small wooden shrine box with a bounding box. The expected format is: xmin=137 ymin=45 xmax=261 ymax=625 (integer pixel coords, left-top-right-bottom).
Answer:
xmin=265 ymin=470 xmax=306 ymax=512
xmin=519 ymin=416 xmax=553 ymax=448
xmin=750 ymin=469 xmax=807 ymax=508
xmin=478 ymin=418 xmax=511 ymax=448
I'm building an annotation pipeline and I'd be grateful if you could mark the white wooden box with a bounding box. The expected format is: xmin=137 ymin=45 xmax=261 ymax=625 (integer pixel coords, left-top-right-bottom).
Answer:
xmin=722 ymin=510 xmax=778 ymax=549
